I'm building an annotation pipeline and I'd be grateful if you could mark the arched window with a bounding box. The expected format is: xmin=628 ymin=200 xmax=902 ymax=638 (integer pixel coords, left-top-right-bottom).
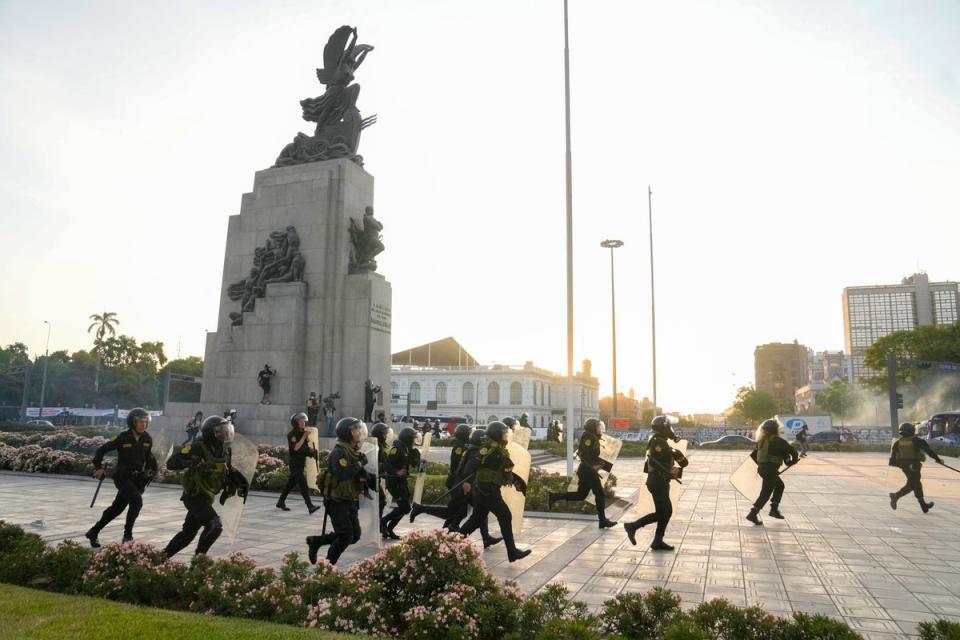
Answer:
xmin=435 ymin=382 xmax=447 ymax=404
xmin=487 ymin=415 xmax=499 ymax=423
xmin=462 ymin=382 xmax=474 ymax=405
xmin=409 ymin=382 xmax=421 ymax=404
xmin=510 ymin=381 xmax=522 ymax=405
xmin=488 ymin=382 xmax=500 ymax=405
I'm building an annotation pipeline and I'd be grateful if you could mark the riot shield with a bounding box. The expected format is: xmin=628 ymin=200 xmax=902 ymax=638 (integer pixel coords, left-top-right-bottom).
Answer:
xmin=303 ymin=427 xmax=321 ymax=489
xmin=567 ymin=433 xmax=623 ymax=505
xmin=357 ymin=438 xmax=382 ymax=546
xmin=503 ymin=441 xmax=532 ymax=534
xmin=728 ymin=453 xmax=785 ymax=501
xmin=149 ymin=429 xmax=175 ymax=471
xmin=214 ymin=433 xmax=258 ymax=545
xmin=412 ymin=432 xmax=432 ymax=504
xmin=512 ymin=426 xmax=533 ymax=450
xmin=634 ymin=439 xmax=688 ymax=515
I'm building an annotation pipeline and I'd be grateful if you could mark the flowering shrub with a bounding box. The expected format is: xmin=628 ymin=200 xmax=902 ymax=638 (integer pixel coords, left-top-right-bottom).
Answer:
xmin=4 ymin=444 xmax=89 ymax=474
xmin=81 ymin=541 xmax=185 ymax=607
xmin=602 ymin=588 xmax=684 ymax=638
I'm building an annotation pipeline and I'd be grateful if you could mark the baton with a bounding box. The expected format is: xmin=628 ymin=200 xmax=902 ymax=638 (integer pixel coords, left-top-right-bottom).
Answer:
xmin=429 ymin=475 xmax=470 ymax=505
xmin=647 ymin=455 xmax=682 ymax=484
xmin=778 ymin=458 xmax=801 ymax=475
xmin=938 ymin=460 xmax=960 ymax=473
xmin=90 ymin=464 xmax=107 ymax=508
xmin=321 ymin=501 xmax=329 ymax=535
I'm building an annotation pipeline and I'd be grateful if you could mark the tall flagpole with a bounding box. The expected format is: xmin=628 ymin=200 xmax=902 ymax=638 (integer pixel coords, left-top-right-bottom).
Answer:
xmin=648 ymin=186 xmax=658 ymax=415
xmin=563 ymin=0 xmax=576 ymax=475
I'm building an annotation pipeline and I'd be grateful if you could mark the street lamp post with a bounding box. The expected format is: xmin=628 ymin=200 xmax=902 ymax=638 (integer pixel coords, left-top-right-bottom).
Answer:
xmin=600 ymin=239 xmax=624 ymax=419
xmin=38 ymin=321 xmax=51 ymax=420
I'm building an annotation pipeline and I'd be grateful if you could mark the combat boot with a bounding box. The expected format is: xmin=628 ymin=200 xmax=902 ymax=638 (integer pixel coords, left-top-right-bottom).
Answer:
xmin=276 ymin=500 xmax=291 ymax=511
xmin=623 ymin=521 xmax=641 ymax=546
xmin=921 ymin=501 xmax=935 ymax=513
xmin=409 ymin=503 xmax=423 ymax=523
xmin=483 ymin=535 xmax=503 ymax=549
xmin=508 ymin=548 xmax=532 ymax=562
xmin=306 ymin=536 xmax=325 ymax=564
xmin=85 ymin=527 xmax=101 ymax=548
xmin=650 ymin=539 xmax=675 ymax=552
xmin=599 ymin=518 xmax=618 ymax=529
xmin=746 ymin=508 xmax=763 ymax=526
xmin=308 ymin=504 xmax=321 ymax=515
xmin=889 ymin=493 xmax=898 ymax=510
xmin=768 ymin=505 xmax=785 ymax=519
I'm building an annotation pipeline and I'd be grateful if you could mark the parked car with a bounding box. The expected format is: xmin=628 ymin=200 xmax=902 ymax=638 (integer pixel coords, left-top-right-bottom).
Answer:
xmin=700 ymin=434 xmax=756 ymax=447
xmin=25 ymin=419 xmax=55 ymax=428
xmin=807 ymin=430 xmax=860 ymax=444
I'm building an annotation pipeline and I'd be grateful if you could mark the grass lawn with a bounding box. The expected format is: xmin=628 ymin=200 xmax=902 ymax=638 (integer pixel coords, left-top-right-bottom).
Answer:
xmin=0 ymin=584 xmax=362 ymax=640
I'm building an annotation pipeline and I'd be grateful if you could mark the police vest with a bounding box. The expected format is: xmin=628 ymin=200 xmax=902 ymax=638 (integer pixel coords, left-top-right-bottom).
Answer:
xmin=182 ymin=442 xmax=228 ymax=500
xmin=329 ymin=443 xmax=363 ymax=501
xmin=896 ymin=437 xmax=924 ymax=463
xmin=475 ymin=441 xmax=514 ymax=486
xmin=756 ymin=438 xmax=775 ymax=465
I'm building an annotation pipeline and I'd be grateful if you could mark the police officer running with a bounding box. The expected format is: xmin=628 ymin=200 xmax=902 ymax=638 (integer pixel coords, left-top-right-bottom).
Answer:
xmin=276 ymin=412 xmax=321 ymax=514
xmin=370 ymin=422 xmax=391 ymax=534
xmin=795 ymin=424 xmax=809 ymax=458
xmin=457 ymin=421 xmax=531 ymax=562
xmin=85 ymin=408 xmax=158 ymax=547
xmin=547 ymin=418 xmax=618 ymax=529
xmin=623 ymin=416 xmax=688 ymax=551
xmin=163 ymin=415 xmax=248 ymax=557
xmin=380 ymin=425 xmax=419 ymax=540
xmin=889 ymin=421 xmax=943 ymax=513
xmin=306 ymin=417 xmax=368 ymax=565
xmin=746 ymin=419 xmax=799 ymax=525
xmin=410 ymin=423 xmax=472 ymax=525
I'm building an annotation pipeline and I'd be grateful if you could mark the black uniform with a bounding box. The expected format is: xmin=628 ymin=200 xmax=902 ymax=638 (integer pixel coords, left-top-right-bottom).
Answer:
xmin=381 ymin=438 xmax=419 ymax=534
xmin=457 ymin=439 xmax=527 ymax=560
xmin=750 ymin=435 xmax=799 ymax=513
xmin=369 ymin=436 xmax=388 ymax=533
xmin=308 ymin=442 xmax=365 ymax=564
xmin=411 ymin=438 xmax=469 ymax=525
xmin=88 ymin=429 xmax=157 ymax=541
xmin=163 ymin=439 xmax=242 ymax=557
xmin=889 ymin=435 xmax=942 ymax=511
xmin=795 ymin=427 xmax=809 ymax=457
xmin=625 ymin=434 xmax=686 ymax=545
xmin=277 ymin=426 xmax=318 ymax=510
xmin=550 ymin=430 xmax=612 ymax=525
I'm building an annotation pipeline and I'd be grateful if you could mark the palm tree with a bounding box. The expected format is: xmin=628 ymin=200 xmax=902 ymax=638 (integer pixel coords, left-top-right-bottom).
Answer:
xmin=87 ymin=311 xmax=119 ymax=393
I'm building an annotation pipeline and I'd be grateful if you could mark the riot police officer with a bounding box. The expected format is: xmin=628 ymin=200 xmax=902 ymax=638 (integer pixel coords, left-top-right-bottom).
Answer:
xmin=457 ymin=421 xmax=530 ymax=562
xmin=370 ymin=422 xmax=391 ymax=534
xmin=276 ymin=412 xmax=321 ymax=514
xmin=446 ymin=428 xmax=501 ymax=547
xmin=380 ymin=425 xmax=419 ymax=540
xmin=547 ymin=418 xmax=618 ymax=528
xmin=746 ymin=418 xmax=799 ymax=525
xmin=306 ymin=417 xmax=368 ymax=565
xmin=623 ymin=416 xmax=688 ymax=551
xmin=163 ymin=415 xmax=248 ymax=557
xmin=889 ymin=422 xmax=943 ymax=513
xmin=410 ymin=423 xmax=472 ymax=525
xmin=85 ymin=408 xmax=157 ymax=547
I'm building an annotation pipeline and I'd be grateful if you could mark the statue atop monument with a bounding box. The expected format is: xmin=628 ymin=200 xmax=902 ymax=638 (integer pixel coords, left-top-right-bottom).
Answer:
xmin=348 ymin=206 xmax=384 ymax=273
xmin=274 ymin=26 xmax=376 ymax=168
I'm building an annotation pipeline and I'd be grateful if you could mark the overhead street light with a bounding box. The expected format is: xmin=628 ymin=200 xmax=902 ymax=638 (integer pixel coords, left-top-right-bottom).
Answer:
xmin=600 ymin=239 xmax=624 ymax=418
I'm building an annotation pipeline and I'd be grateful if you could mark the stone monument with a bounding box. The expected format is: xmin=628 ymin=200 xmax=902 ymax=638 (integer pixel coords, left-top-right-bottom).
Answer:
xmin=158 ymin=26 xmax=390 ymax=443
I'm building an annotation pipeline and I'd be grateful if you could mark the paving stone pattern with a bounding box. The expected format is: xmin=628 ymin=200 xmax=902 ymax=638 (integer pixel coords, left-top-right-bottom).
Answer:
xmin=2 ymin=450 xmax=959 ymax=639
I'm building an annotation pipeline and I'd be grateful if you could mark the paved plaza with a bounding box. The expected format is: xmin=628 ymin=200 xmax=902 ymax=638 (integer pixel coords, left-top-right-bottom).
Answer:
xmin=3 ymin=450 xmax=960 ymax=639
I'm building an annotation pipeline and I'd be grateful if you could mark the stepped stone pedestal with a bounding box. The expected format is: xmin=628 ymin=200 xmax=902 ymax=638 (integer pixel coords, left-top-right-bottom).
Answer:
xmin=158 ymin=158 xmax=391 ymax=444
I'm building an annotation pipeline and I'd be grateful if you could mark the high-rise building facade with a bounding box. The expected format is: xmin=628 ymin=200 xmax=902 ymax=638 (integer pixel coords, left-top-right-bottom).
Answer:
xmin=754 ymin=341 xmax=809 ymax=408
xmin=843 ymin=273 xmax=960 ymax=381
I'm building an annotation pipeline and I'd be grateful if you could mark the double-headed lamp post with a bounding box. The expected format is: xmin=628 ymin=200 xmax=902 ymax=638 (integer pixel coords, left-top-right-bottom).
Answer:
xmin=38 ymin=321 xmax=51 ymax=419
xmin=600 ymin=239 xmax=624 ymax=419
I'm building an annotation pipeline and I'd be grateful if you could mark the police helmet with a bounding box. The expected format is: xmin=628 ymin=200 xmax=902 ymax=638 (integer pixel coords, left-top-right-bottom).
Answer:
xmin=398 ymin=426 xmax=417 ymax=447
xmin=469 ymin=428 xmax=486 ymax=446
xmin=760 ymin=419 xmax=780 ymax=435
xmin=651 ymin=415 xmax=677 ymax=440
xmin=583 ymin=417 xmax=605 ymax=436
xmin=126 ymin=407 xmax=151 ymax=430
xmin=502 ymin=416 xmax=518 ymax=429
xmin=486 ymin=421 xmax=509 ymax=443
xmin=371 ymin=422 xmax=390 ymax=442
xmin=454 ymin=423 xmax=472 ymax=442
xmin=899 ymin=422 xmax=916 ymax=436
xmin=335 ymin=417 xmax=363 ymax=442
xmin=290 ymin=412 xmax=308 ymax=428
xmin=201 ymin=415 xmax=235 ymax=446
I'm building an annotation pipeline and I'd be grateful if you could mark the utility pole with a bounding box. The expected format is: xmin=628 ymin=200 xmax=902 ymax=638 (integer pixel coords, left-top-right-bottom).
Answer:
xmin=887 ymin=351 xmax=898 ymax=437
xmin=648 ymin=186 xmax=658 ymax=415
xmin=600 ymin=239 xmax=624 ymax=418
xmin=562 ymin=0 xmax=576 ymax=475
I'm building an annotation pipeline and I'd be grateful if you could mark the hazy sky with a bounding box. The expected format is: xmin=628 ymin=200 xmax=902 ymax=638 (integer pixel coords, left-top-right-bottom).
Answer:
xmin=2 ymin=0 xmax=958 ymax=413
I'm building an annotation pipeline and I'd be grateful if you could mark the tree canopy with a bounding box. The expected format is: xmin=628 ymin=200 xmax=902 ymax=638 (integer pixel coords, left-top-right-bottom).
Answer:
xmin=731 ymin=385 xmax=780 ymax=423
xmin=863 ymin=321 xmax=960 ymax=386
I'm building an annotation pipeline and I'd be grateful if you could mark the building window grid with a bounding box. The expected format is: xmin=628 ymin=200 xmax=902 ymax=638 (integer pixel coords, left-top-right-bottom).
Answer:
xmin=509 ymin=382 xmax=522 ymax=405
xmin=488 ymin=382 xmax=500 ymax=405
xmin=462 ymin=382 xmax=474 ymax=405
xmin=435 ymin=382 xmax=447 ymax=404
xmin=409 ymin=382 xmax=421 ymax=404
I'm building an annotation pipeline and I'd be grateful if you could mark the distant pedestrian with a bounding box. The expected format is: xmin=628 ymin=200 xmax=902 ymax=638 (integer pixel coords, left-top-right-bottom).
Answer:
xmin=795 ymin=425 xmax=809 ymax=457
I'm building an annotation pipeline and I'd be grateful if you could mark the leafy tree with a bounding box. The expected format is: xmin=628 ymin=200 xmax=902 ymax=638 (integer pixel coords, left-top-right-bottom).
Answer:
xmin=87 ymin=311 xmax=119 ymax=393
xmin=0 ymin=343 xmax=32 ymax=407
xmin=732 ymin=385 xmax=779 ymax=424
xmin=814 ymin=378 xmax=860 ymax=420
xmin=863 ymin=321 xmax=960 ymax=388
